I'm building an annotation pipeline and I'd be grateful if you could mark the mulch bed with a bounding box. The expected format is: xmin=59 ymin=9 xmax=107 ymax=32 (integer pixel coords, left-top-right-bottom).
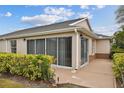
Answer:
xmin=116 ymin=78 xmax=124 ymax=88
xmin=0 ymin=72 xmax=55 ymax=88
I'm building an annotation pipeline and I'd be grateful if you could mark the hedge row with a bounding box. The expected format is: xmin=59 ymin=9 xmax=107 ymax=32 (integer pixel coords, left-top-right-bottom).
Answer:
xmin=0 ymin=53 xmax=55 ymax=80
xmin=113 ymin=53 xmax=124 ymax=79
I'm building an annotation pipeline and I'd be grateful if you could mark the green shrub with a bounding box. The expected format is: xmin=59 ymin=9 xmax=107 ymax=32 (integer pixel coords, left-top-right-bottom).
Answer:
xmin=113 ymin=53 xmax=124 ymax=78
xmin=0 ymin=53 xmax=55 ymax=80
xmin=110 ymin=44 xmax=124 ymax=59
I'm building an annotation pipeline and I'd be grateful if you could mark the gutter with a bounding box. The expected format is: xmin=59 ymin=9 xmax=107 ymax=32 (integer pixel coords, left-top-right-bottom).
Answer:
xmin=78 ymin=28 xmax=98 ymax=38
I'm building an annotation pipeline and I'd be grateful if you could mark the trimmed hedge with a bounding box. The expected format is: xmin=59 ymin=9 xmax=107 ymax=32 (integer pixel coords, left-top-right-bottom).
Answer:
xmin=0 ymin=53 xmax=55 ymax=80
xmin=113 ymin=53 xmax=124 ymax=79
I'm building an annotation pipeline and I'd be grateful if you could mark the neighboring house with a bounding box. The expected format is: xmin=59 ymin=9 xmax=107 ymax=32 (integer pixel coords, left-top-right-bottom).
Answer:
xmin=0 ymin=18 xmax=111 ymax=69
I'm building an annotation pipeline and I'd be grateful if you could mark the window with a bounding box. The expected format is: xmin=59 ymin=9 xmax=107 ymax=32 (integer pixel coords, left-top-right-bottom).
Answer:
xmin=27 ymin=40 xmax=35 ymax=54
xmin=58 ymin=37 xmax=72 ymax=67
xmin=36 ymin=39 xmax=45 ymax=54
xmin=27 ymin=39 xmax=45 ymax=54
xmin=46 ymin=38 xmax=57 ymax=64
xmin=27 ymin=37 xmax=72 ymax=67
xmin=10 ymin=40 xmax=17 ymax=53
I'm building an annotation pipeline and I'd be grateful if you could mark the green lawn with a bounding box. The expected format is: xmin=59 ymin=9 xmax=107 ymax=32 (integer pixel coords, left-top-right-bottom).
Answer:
xmin=0 ymin=79 xmax=25 ymax=88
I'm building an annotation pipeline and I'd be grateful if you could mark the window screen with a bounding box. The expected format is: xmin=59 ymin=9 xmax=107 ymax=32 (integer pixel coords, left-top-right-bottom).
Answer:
xmin=10 ymin=40 xmax=17 ymax=53
xmin=46 ymin=38 xmax=57 ymax=64
xmin=36 ymin=39 xmax=45 ymax=54
xmin=27 ymin=40 xmax=35 ymax=54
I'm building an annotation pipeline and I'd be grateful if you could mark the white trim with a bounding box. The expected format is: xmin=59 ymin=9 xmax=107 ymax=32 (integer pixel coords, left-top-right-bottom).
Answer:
xmin=69 ymin=18 xmax=87 ymax=26
xmin=80 ymin=62 xmax=89 ymax=68
xmin=26 ymin=33 xmax=73 ymax=40
xmin=52 ymin=64 xmax=72 ymax=69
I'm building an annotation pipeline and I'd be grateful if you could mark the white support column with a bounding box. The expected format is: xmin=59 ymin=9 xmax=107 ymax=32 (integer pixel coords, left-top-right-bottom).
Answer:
xmin=72 ymin=29 xmax=80 ymax=70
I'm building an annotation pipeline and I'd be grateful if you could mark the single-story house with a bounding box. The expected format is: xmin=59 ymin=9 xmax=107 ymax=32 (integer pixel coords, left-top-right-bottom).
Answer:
xmin=0 ymin=18 xmax=111 ymax=69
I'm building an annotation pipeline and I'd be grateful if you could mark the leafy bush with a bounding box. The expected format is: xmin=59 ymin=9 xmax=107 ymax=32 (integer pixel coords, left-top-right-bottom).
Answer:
xmin=0 ymin=53 xmax=55 ymax=80
xmin=113 ymin=53 xmax=124 ymax=78
xmin=110 ymin=46 xmax=124 ymax=58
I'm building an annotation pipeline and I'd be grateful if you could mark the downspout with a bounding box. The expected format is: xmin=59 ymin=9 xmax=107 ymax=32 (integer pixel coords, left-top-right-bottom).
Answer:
xmin=74 ymin=29 xmax=79 ymax=70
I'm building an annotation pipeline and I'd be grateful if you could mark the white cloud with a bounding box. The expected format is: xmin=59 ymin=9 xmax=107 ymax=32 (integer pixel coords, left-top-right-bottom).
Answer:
xmin=21 ymin=7 xmax=74 ymax=26
xmin=93 ymin=24 xmax=119 ymax=36
xmin=96 ymin=5 xmax=106 ymax=9
xmin=4 ymin=12 xmax=12 ymax=17
xmin=44 ymin=7 xmax=74 ymax=17
xmin=78 ymin=12 xmax=93 ymax=19
xmin=21 ymin=14 xmax=64 ymax=26
xmin=80 ymin=5 xmax=89 ymax=9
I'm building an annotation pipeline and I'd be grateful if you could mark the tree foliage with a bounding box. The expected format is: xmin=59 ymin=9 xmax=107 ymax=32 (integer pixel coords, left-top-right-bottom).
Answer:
xmin=114 ymin=30 xmax=124 ymax=49
xmin=116 ymin=5 xmax=124 ymax=27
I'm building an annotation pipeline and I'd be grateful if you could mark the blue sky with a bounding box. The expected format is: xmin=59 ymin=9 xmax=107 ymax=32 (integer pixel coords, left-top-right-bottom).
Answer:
xmin=0 ymin=5 xmax=119 ymax=36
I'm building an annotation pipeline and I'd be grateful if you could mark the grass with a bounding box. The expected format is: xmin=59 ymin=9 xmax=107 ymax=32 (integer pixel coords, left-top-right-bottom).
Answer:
xmin=0 ymin=79 xmax=25 ymax=88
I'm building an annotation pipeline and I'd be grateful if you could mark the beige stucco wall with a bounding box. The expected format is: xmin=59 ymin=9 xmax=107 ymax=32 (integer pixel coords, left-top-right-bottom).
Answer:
xmin=17 ymin=39 xmax=27 ymax=54
xmin=96 ymin=39 xmax=110 ymax=54
xmin=92 ymin=39 xmax=96 ymax=55
xmin=0 ymin=40 xmax=7 ymax=52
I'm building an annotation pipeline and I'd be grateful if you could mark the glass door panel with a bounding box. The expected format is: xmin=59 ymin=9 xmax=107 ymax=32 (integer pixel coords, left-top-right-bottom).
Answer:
xmin=58 ymin=37 xmax=72 ymax=67
xmin=36 ymin=39 xmax=45 ymax=54
xmin=81 ymin=37 xmax=88 ymax=65
xmin=46 ymin=38 xmax=57 ymax=64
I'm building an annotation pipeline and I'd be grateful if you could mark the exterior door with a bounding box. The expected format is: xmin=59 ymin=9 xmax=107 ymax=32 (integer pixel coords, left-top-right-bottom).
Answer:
xmin=81 ymin=37 xmax=88 ymax=65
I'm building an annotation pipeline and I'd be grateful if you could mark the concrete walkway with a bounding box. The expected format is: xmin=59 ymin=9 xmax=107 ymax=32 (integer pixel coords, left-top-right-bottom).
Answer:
xmin=54 ymin=59 xmax=115 ymax=88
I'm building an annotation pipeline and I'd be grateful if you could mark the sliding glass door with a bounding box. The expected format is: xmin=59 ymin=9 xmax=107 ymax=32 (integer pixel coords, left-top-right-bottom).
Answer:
xmin=81 ymin=37 xmax=88 ymax=65
xmin=58 ymin=37 xmax=72 ymax=67
xmin=27 ymin=37 xmax=72 ymax=67
xmin=46 ymin=38 xmax=57 ymax=64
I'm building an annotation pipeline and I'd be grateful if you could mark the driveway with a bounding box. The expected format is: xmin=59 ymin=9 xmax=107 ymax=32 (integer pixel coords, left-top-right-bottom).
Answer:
xmin=54 ymin=59 xmax=115 ymax=88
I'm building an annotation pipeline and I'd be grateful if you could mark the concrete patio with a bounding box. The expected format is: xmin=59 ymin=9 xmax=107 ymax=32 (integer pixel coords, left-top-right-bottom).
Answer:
xmin=54 ymin=59 xmax=115 ymax=88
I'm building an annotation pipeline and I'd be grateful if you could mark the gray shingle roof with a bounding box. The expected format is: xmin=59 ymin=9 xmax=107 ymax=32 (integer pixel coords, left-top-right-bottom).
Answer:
xmin=0 ymin=18 xmax=84 ymax=38
xmin=96 ymin=33 xmax=110 ymax=37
